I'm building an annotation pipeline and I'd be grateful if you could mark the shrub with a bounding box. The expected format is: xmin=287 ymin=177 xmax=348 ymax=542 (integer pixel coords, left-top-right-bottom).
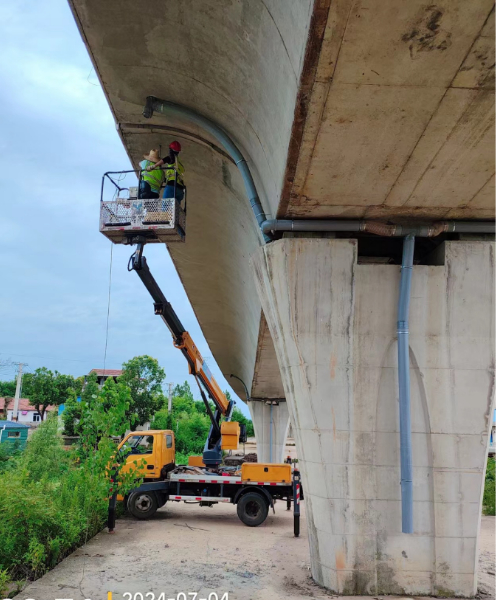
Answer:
xmin=483 ymin=457 xmax=495 ymax=516
xmin=0 ymin=378 xmax=142 ymax=585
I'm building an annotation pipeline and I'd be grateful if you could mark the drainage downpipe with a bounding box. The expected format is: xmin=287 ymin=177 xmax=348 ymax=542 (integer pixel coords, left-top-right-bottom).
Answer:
xmin=398 ymin=234 xmax=415 ymax=534
xmin=143 ymin=96 xmax=271 ymax=243
xmin=269 ymin=403 xmax=273 ymax=464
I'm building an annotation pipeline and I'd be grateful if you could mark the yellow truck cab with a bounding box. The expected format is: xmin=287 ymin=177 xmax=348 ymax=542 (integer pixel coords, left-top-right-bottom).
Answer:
xmin=118 ymin=430 xmax=175 ymax=481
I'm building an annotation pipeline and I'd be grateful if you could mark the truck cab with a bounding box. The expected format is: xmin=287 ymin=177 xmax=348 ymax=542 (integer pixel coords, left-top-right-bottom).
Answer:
xmin=118 ymin=430 xmax=175 ymax=480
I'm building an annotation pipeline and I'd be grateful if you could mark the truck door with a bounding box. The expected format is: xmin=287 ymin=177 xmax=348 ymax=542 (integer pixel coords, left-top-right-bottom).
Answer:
xmin=163 ymin=431 xmax=175 ymax=467
xmin=118 ymin=433 xmax=160 ymax=479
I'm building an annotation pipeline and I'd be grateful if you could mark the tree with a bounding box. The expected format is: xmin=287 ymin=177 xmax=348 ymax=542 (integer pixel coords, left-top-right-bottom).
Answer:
xmin=77 ymin=375 xmax=134 ymax=460
xmin=22 ymin=368 xmax=78 ymax=420
xmin=0 ymin=380 xmax=16 ymax=398
xmin=120 ymin=356 xmax=166 ymax=428
xmin=173 ymin=381 xmax=194 ymax=401
xmin=61 ymin=389 xmax=82 ymax=436
xmin=0 ymin=381 xmax=16 ymax=419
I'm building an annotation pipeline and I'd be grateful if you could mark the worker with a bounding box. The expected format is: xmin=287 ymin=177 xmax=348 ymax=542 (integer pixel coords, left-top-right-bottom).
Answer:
xmin=146 ymin=141 xmax=185 ymax=202
xmin=139 ymin=149 xmax=164 ymax=199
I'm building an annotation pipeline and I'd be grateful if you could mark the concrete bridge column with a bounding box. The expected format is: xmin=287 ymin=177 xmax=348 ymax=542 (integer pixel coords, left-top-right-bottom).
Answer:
xmin=248 ymin=400 xmax=290 ymax=463
xmin=252 ymin=238 xmax=494 ymax=596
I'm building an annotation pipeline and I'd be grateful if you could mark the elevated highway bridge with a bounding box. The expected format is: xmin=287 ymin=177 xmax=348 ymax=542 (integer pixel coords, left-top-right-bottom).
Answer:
xmin=70 ymin=1 xmax=494 ymax=595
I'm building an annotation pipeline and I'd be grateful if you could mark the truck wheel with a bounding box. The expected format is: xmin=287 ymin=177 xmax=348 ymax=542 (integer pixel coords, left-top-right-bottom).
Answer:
xmin=127 ymin=491 xmax=158 ymax=519
xmin=237 ymin=492 xmax=269 ymax=527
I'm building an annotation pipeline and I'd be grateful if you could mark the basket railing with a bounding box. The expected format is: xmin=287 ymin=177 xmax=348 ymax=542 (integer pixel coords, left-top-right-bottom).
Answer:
xmin=100 ymin=167 xmax=186 ymax=230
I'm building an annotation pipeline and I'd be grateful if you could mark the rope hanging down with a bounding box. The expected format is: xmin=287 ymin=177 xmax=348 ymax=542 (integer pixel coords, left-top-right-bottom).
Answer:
xmin=103 ymin=242 xmax=113 ymax=371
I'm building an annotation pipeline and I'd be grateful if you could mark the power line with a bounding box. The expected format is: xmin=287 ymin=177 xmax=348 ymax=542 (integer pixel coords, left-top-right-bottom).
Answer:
xmin=0 ymin=352 xmax=96 ymax=364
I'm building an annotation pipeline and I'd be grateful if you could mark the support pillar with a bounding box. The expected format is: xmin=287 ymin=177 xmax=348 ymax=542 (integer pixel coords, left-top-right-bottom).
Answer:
xmin=248 ymin=400 xmax=290 ymax=463
xmin=251 ymin=238 xmax=494 ymax=596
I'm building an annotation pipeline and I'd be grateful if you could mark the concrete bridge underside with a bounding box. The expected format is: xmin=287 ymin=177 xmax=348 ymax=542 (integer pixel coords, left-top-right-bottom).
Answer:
xmin=70 ymin=0 xmax=495 ymax=595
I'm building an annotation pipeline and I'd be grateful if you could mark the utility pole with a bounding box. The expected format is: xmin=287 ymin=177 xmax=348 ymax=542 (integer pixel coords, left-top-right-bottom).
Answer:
xmin=12 ymin=363 xmax=26 ymax=422
xmin=168 ymin=382 xmax=174 ymax=413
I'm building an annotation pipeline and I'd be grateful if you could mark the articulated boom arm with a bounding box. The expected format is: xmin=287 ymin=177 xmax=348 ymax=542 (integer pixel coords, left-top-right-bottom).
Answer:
xmin=129 ymin=242 xmax=234 ymax=463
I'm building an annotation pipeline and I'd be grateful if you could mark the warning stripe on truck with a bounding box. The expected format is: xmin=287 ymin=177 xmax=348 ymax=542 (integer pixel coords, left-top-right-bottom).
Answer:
xmin=169 ymin=473 xmax=290 ymax=486
xmin=171 ymin=495 xmax=231 ymax=503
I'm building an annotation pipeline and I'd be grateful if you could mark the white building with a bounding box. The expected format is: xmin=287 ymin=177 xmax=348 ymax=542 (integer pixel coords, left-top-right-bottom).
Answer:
xmin=0 ymin=397 xmax=56 ymax=425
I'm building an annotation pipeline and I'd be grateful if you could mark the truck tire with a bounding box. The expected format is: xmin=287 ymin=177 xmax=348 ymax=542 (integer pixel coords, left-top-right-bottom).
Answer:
xmin=237 ymin=492 xmax=269 ymax=527
xmin=127 ymin=491 xmax=159 ymax=520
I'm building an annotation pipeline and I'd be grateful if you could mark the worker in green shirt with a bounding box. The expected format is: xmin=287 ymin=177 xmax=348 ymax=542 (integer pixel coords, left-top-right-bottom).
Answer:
xmin=139 ymin=149 xmax=164 ymax=199
xmin=146 ymin=141 xmax=185 ymax=202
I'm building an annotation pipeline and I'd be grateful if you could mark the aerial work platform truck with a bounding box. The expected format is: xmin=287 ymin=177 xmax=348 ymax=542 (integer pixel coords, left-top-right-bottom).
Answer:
xmin=100 ymin=168 xmax=302 ymax=532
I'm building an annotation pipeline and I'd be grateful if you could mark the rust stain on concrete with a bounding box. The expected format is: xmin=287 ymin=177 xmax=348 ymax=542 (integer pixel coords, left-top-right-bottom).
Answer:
xmin=330 ymin=353 xmax=337 ymax=379
xmin=335 ymin=549 xmax=346 ymax=571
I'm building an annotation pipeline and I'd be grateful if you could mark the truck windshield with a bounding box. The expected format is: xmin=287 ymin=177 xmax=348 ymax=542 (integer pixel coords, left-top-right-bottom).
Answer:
xmin=121 ymin=435 xmax=154 ymax=454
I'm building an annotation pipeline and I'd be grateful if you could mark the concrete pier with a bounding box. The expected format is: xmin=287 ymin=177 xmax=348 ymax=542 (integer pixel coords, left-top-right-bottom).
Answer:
xmin=248 ymin=400 xmax=290 ymax=463
xmin=252 ymin=238 xmax=495 ymax=596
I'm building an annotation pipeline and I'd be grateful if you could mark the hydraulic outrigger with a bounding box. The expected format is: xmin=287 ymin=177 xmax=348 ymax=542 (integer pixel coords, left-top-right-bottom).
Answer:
xmin=128 ymin=236 xmax=241 ymax=467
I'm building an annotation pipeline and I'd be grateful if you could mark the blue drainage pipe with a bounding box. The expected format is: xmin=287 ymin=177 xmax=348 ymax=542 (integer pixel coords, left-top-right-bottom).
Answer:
xmin=269 ymin=403 xmax=273 ymax=463
xmin=397 ymin=234 xmax=415 ymax=533
xmin=143 ymin=97 xmax=271 ymax=243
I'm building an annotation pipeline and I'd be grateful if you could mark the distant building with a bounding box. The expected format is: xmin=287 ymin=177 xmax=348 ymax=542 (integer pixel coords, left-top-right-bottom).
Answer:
xmin=489 ymin=409 xmax=496 ymax=457
xmin=0 ymin=421 xmax=29 ymax=448
xmin=88 ymin=369 xmax=123 ymax=387
xmin=0 ymin=398 xmax=56 ymax=425
xmin=59 ymin=369 xmax=124 ymax=416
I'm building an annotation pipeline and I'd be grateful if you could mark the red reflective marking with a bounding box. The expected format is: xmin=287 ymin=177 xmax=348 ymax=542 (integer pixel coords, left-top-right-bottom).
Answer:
xmin=257 ymin=482 xmax=264 ymax=485
xmin=175 ymin=496 xmax=181 ymax=500
xmin=211 ymin=480 xmax=218 ymax=483
xmin=236 ymin=481 xmax=242 ymax=484
xmin=179 ymin=479 xmax=186 ymax=482
xmin=270 ymin=482 xmax=276 ymax=486
xmin=199 ymin=480 xmax=206 ymax=483
xmin=196 ymin=497 xmax=202 ymax=501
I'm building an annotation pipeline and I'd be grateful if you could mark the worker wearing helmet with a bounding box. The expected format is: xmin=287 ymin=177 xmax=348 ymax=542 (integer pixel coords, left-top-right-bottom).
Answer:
xmin=146 ymin=141 xmax=185 ymax=202
xmin=139 ymin=149 xmax=165 ymax=199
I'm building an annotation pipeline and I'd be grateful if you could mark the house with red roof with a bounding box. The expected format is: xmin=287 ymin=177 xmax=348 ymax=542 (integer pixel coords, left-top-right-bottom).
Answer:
xmin=88 ymin=368 xmax=123 ymax=387
xmin=0 ymin=397 xmax=56 ymax=425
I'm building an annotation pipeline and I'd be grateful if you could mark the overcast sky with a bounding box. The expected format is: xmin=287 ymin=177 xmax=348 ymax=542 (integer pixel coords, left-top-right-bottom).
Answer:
xmin=0 ymin=1 xmax=249 ymax=416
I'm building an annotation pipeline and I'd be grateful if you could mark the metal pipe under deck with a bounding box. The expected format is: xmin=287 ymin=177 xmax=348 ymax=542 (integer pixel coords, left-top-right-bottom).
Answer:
xmin=143 ymin=96 xmax=271 ymax=243
xmin=143 ymin=97 xmax=495 ymax=242
xmin=397 ymin=234 xmax=415 ymax=533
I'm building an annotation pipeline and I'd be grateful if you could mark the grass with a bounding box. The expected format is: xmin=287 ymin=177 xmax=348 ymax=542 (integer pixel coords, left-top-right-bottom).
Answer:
xmin=0 ymin=418 xmax=111 ymax=582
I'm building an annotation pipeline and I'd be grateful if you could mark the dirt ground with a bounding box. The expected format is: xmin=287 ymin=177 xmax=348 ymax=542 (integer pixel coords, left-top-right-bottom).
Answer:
xmin=14 ymin=507 xmax=494 ymax=600
xmin=478 ymin=516 xmax=496 ymax=599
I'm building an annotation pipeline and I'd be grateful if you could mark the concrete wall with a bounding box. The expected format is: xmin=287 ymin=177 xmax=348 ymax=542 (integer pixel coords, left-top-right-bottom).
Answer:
xmin=248 ymin=400 xmax=290 ymax=463
xmin=252 ymin=238 xmax=495 ymax=596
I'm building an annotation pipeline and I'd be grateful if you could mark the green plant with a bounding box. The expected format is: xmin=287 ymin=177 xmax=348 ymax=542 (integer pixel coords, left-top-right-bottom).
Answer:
xmin=120 ymin=356 xmax=166 ymax=428
xmin=0 ymin=568 xmax=9 ymax=598
xmin=483 ymin=457 xmax=495 ymax=516
xmin=0 ymin=380 xmax=16 ymax=398
xmin=22 ymin=368 xmax=78 ymax=420
xmin=61 ymin=389 xmax=82 ymax=436
xmin=0 ymin=377 xmax=143 ymax=585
